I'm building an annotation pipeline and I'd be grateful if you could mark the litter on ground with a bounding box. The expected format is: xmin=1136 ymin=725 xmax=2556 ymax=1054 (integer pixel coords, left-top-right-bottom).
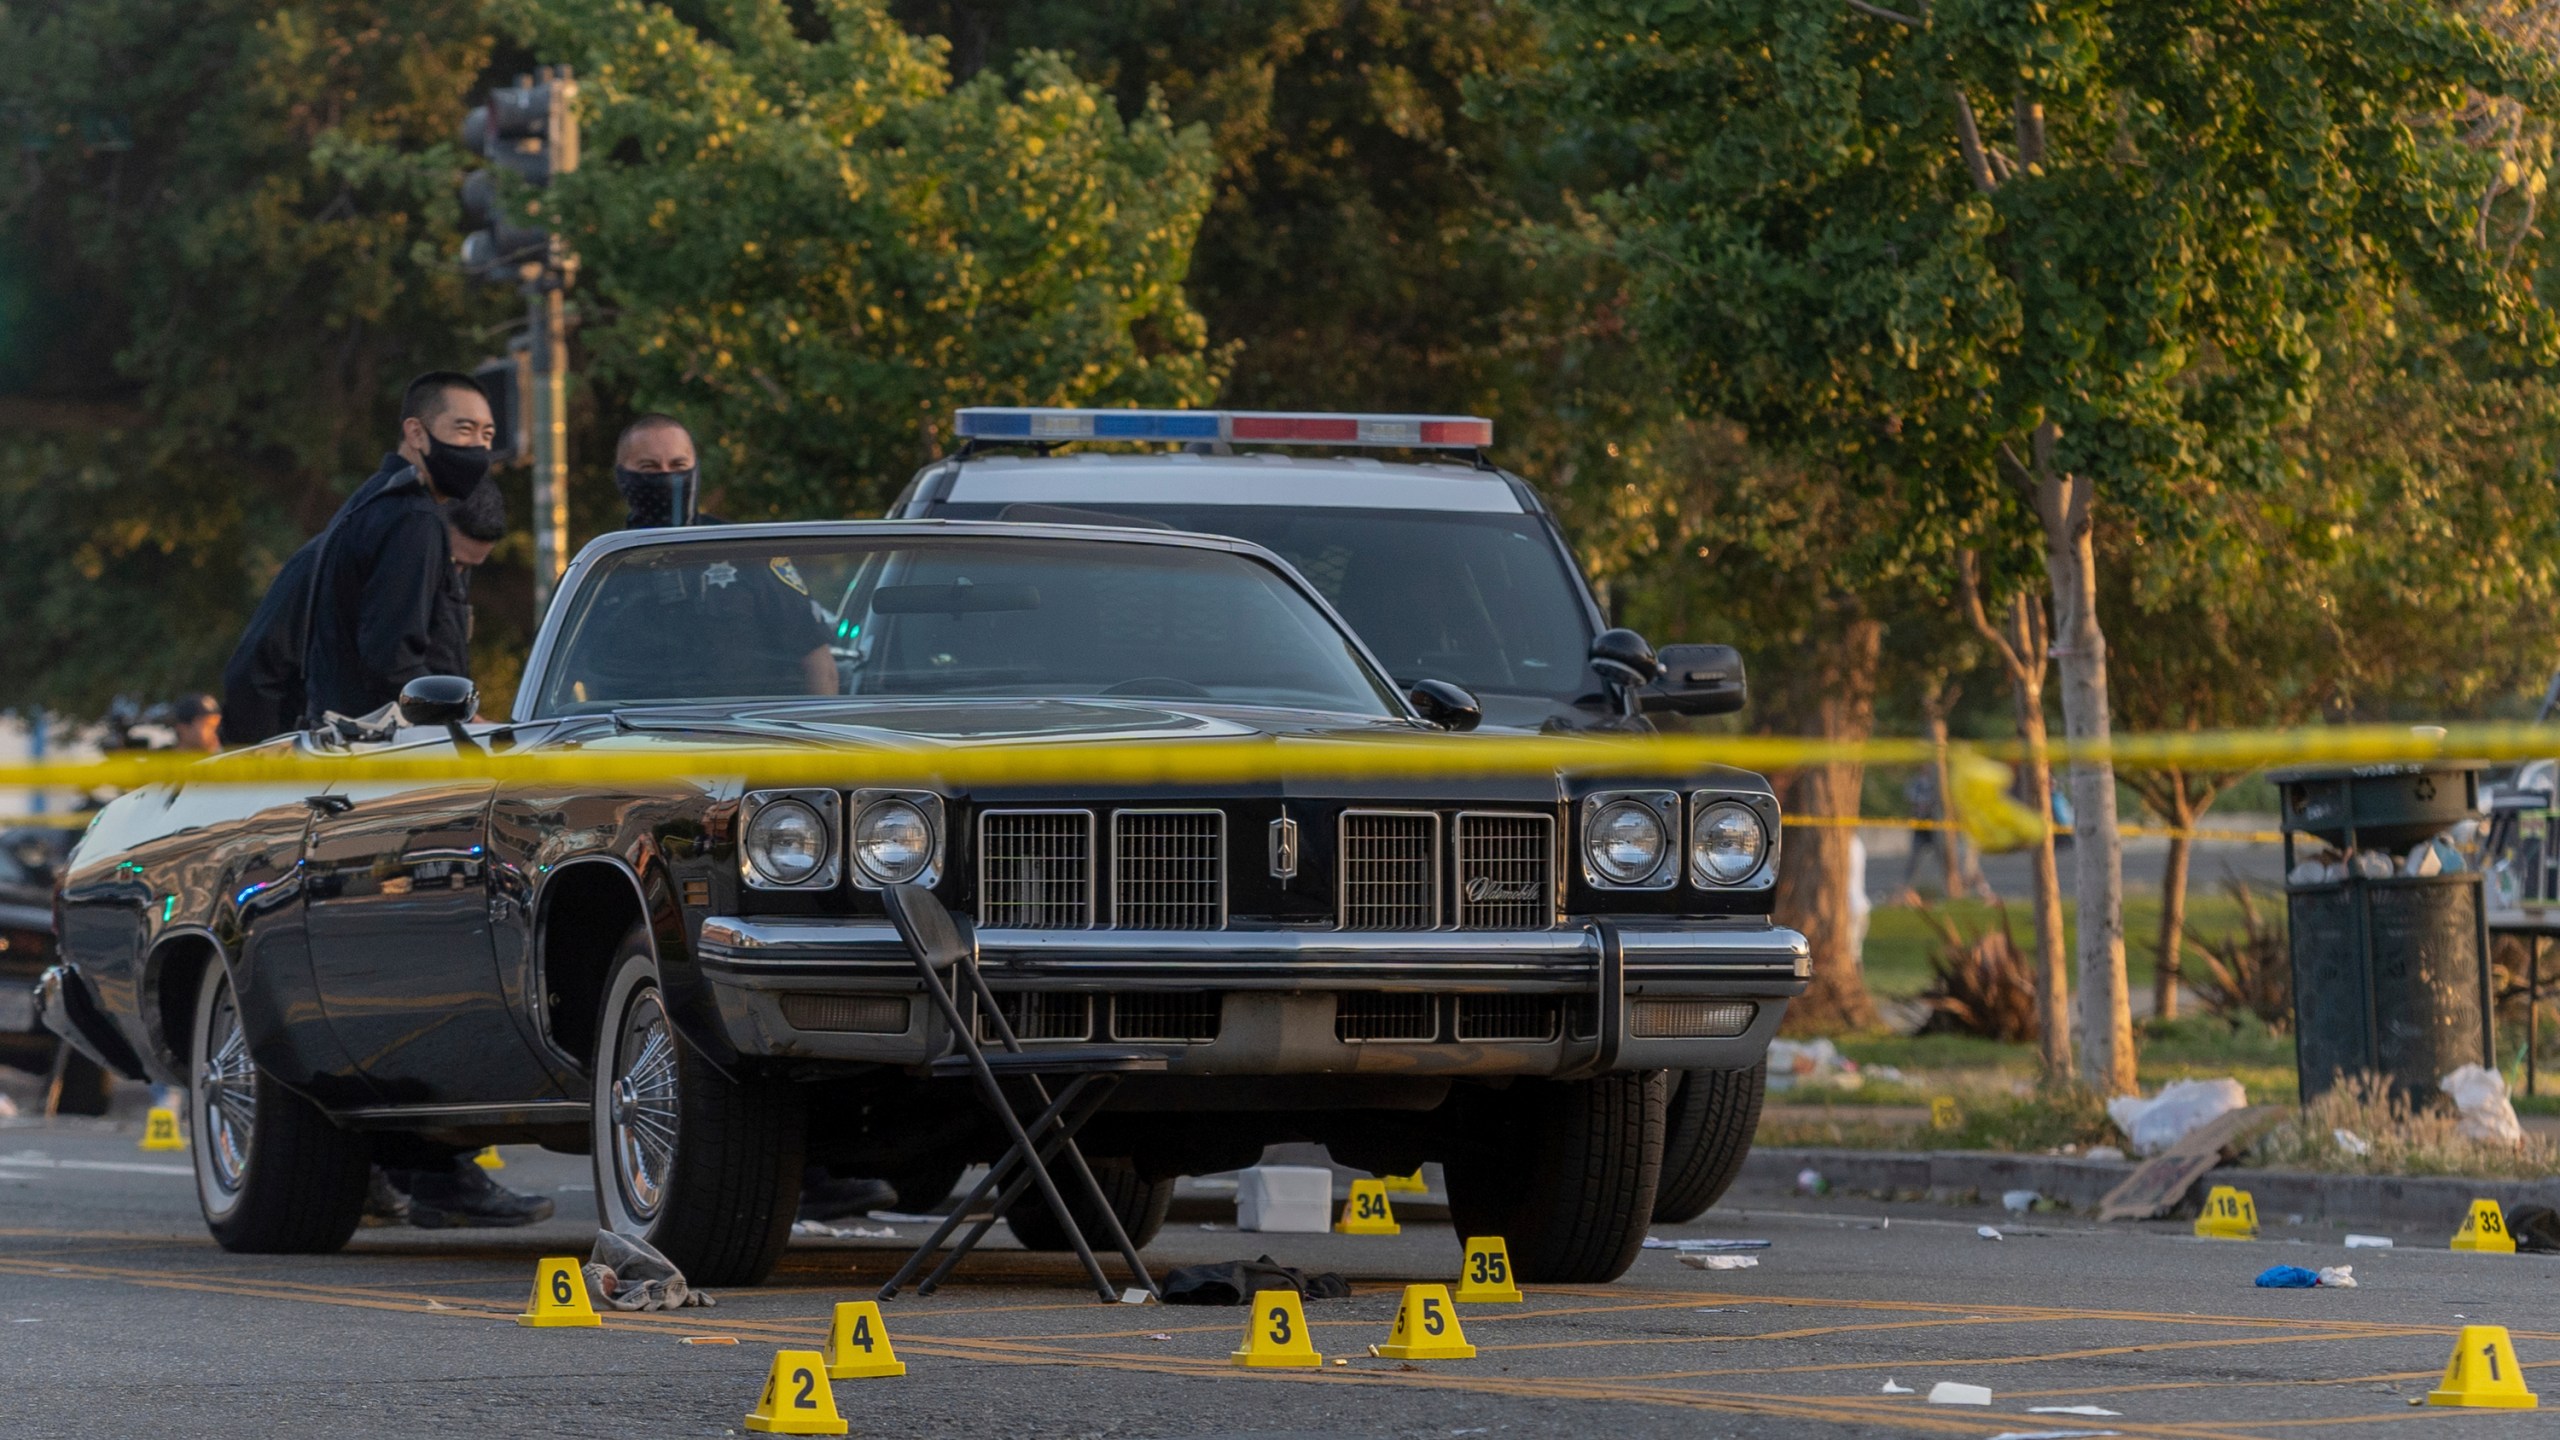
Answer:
xmin=1927 ymin=1381 xmax=1994 ymax=1405
xmin=1679 ymin=1253 xmax=1757 ymax=1271
xmin=2255 ymin=1264 xmax=2354 ymax=1288
xmin=2107 ymin=1077 xmax=2247 ymax=1156
xmin=1977 ymin=1226 xmax=2004 ymax=1240
xmin=2345 ymin=1234 xmax=2392 ymax=1248
xmin=1880 ymin=1379 xmax=1914 ymax=1394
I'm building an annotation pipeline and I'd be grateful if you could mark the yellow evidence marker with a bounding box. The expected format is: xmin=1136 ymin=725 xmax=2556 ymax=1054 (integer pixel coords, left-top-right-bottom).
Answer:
xmin=516 ymin=1256 xmax=603 ymax=1328
xmin=2194 ymin=1184 xmax=2257 ymax=1240
xmin=139 ymin=1107 xmax=185 ymax=1152
xmin=1374 ymin=1283 xmax=1476 ymax=1360
xmin=1231 ymin=1288 xmax=1324 ymax=1368
xmin=1336 ymin=1178 xmax=1400 ymax=1235
xmin=2450 ymin=1199 xmax=2518 ymax=1254
xmin=1454 ymin=1236 xmax=1522 ymax=1303
xmin=2428 ymin=1326 xmax=2538 ymax=1409
xmin=822 ymin=1300 xmax=907 ymax=1379
xmin=1928 ymin=1095 xmax=1960 ymax=1130
xmin=1381 ymin=1169 xmax=1429 ymax=1194
xmin=474 ymin=1146 xmax=505 ymax=1170
xmin=744 ymin=1349 xmax=850 ymax=1435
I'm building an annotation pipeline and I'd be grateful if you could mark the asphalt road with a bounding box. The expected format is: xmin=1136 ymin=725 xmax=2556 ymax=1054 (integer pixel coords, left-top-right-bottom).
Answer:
xmin=5 ymin=1106 xmax=2557 ymax=1439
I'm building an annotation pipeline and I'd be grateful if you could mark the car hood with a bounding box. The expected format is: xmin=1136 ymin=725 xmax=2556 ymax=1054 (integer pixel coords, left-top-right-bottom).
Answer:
xmin=580 ymin=696 xmax=1432 ymax=749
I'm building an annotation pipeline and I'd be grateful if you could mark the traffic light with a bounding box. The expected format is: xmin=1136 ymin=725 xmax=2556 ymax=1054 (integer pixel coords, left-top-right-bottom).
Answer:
xmin=457 ymin=66 xmax=578 ymax=287
xmin=472 ymin=346 xmax=530 ymax=468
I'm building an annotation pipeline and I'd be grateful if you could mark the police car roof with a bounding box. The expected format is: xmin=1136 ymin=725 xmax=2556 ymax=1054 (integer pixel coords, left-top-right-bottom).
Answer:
xmin=939 ymin=452 xmax=1526 ymax=514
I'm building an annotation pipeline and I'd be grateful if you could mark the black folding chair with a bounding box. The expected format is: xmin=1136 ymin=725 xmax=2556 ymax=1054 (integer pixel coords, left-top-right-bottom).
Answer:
xmin=873 ymin=884 xmax=1166 ymax=1303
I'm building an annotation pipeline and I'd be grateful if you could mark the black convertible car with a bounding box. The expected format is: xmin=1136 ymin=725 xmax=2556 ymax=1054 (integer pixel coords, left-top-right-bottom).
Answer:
xmin=42 ymin=522 xmax=1805 ymax=1285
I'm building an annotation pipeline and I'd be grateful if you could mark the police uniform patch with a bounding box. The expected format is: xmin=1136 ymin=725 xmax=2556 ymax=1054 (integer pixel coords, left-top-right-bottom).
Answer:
xmin=768 ymin=557 xmax=807 ymax=595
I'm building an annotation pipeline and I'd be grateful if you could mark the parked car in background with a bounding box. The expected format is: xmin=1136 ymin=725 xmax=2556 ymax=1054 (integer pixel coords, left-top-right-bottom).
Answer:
xmin=0 ymin=825 xmax=109 ymax=1114
xmin=891 ymin=408 xmax=1772 ymax=1222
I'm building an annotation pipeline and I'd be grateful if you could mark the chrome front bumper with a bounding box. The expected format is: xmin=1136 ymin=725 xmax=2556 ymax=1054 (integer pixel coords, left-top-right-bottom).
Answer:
xmin=694 ymin=916 xmax=1808 ymax=1077
xmin=35 ymin=965 xmax=147 ymax=1079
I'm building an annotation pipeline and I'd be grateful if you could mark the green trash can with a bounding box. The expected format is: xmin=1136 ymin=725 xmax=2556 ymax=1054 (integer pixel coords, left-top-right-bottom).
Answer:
xmin=2276 ymin=763 xmax=2493 ymax=1103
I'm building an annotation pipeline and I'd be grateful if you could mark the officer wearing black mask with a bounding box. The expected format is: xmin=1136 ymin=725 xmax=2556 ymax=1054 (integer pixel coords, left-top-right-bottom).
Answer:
xmin=302 ymin=372 xmax=499 ymax=725
xmin=585 ymin=414 xmax=836 ymax=700
xmin=609 ymin=415 xmax=887 ymax=1223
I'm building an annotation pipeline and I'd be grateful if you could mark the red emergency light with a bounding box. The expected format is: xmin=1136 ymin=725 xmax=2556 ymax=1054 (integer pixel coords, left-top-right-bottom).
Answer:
xmin=956 ymin=408 xmax=1494 ymax=450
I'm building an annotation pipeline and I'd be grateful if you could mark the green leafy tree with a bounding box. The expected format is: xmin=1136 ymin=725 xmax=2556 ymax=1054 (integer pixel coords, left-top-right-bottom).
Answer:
xmin=0 ymin=0 xmax=503 ymax=714
xmin=1537 ymin=0 xmax=2560 ymax=1093
xmin=500 ymin=0 xmax=1225 ymax=516
xmin=2108 ymin=297 xmax=2560 ymax=1016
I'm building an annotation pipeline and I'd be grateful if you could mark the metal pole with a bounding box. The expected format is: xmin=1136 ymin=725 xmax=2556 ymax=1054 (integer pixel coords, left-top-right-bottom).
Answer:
xmin=530 ymin=286 xmax=569 ymax=613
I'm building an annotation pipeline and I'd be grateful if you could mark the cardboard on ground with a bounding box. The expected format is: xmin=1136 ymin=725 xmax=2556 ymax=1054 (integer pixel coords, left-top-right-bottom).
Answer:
xmin=2098 ymin=1105 xmax=2284 ymax=1222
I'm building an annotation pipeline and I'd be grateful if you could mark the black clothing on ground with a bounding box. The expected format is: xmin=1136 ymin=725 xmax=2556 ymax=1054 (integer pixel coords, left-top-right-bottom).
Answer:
xmin=304 ymin=458 xmax=455 ymax=723
xmin=1159 ymin=1256 xmax=1352 ymax=1306
xmin=219 ymin=456 xmax=411 ymax=746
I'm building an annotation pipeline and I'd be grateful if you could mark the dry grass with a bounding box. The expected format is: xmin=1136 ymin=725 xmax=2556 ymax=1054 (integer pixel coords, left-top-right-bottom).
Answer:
xmin=1913 ymin=903 xmax=2041 ymax=1044
xmin=2186 ymin=884 xmax=2290 ymax=1030
xmin=2249 ymin=1073 xmax=2557 ymax=1179
xmin=1759 ymin=1082 xmax=2118 ymax=1154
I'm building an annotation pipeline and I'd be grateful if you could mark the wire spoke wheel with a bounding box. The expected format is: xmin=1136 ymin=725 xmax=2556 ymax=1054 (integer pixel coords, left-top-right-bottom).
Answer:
xmin=609 ymin=990 xmax=681 ymax=1222
xmin=198 ymin=980 xmax=258 ymax=1197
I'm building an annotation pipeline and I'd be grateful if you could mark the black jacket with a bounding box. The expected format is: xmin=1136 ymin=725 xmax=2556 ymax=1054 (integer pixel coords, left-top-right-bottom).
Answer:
xmin=218 ymin=533 xmax=324 ymax=746
xmin=303 ymin=455 xmax=456 ymax=724
xmin=220 ymin=457 xmax=417 ymax=744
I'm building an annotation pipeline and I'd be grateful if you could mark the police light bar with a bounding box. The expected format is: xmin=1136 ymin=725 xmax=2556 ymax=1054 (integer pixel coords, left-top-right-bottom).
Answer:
xmin=954 ymin=407 xmax=1493 ymax=449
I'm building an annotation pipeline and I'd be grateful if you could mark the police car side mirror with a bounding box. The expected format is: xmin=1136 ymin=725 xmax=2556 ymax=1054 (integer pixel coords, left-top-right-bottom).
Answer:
xmin=1642 ymin=644 xmax=1747 ymax=717
xmin=1408 ymin=679 xmax=1482 ymax=732
xmin=399 ymin=675 xmax=478 ymax=727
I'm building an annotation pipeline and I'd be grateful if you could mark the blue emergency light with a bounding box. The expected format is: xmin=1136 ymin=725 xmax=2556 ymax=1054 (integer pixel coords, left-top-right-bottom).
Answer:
xmin=955 ymin=407 xmax=1494 ymax=449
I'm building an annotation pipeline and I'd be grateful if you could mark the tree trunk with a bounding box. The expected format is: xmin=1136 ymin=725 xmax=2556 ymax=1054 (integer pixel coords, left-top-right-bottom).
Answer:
xmin=2153 ymin=780 xmax=2194 ymax=1023
xmin=2033 ymin=442 xmax=2136 ymax=1096
xmin=1774 ymin=615 xmax=1884 ymax=1033
xmin=1926 ymin=709 xmax=1962 ymax=900
xmin=2009 ymin=640 xmax=2073 ymax=1079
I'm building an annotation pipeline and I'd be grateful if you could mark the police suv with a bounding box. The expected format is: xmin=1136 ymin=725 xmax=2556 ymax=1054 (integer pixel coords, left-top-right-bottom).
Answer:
xmin=891 ymin=407 xmax=1778 ymax=1225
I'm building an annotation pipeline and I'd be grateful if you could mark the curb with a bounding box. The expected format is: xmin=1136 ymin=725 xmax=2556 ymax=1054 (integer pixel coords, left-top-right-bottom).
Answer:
xmin=1743 ymin=1147 xmax=2560 ymax=1232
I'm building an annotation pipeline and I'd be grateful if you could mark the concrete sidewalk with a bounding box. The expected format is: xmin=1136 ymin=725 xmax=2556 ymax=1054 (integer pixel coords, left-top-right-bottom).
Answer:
xmin=1749 ymin=1144 xmax=2560 ymax=1233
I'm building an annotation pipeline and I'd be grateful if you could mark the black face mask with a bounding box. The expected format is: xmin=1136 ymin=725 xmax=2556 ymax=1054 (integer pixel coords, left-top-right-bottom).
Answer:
xmin=421 ymin=435 xmax=493 ymax=499
xmin=616 ymin=466 xmax=700 ymax=528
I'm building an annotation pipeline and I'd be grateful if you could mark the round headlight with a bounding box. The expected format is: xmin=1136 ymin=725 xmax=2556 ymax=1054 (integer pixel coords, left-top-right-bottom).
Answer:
xmin=744 ymin=799 xmax=828 ymax=885
xmin=1585 ymin=799 xmax=1668 ymax=885
xmin=1691 ymin=800 xmax=1768 ymax=884
xmin=853 ymin=799 xmax=935 ymax=884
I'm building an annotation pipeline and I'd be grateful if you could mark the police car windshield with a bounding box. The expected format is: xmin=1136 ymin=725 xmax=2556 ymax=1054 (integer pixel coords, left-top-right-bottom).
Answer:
xmin=534 ymin=533 xmax=1400 ymax=717
xmin=935 ymin=503 xmax=1594 ymax=702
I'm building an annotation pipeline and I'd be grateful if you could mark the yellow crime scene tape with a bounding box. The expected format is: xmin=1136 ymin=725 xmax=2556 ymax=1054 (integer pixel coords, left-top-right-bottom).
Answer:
xmin=0 ymin=719 xmax=2529 ymax=852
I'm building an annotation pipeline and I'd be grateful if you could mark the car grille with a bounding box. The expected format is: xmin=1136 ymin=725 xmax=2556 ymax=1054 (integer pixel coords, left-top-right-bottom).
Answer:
xmin=1454 ymin=812 xmax=1554 ymax=929
xmin=1336 ymin=992 xmax=1439 ymax=1042
xmin=1339 ymin=811 xmax=1440 ymax=929
xmin=1109 ymin=992 xmax=1223 ymax=1042
xmin=1454 ymin=994 xmax=1560 ymax=1042
xmin=979 ymin=810 xmax=1093 ymax=929
xmin=779 ymin=994 xmax=911 ymax=1034
xmin=977 ymin=991 xmax=1094 ymax=1043
xmin=1113 ymin=810 xmax=1224 ymax=930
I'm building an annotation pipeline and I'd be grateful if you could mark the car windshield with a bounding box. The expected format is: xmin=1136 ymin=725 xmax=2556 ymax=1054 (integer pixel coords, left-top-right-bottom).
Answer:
xmin=534 ymin=532 xmax=1399 ymax=717
xmin=935 ymin=502 xmax=1595 ymax=702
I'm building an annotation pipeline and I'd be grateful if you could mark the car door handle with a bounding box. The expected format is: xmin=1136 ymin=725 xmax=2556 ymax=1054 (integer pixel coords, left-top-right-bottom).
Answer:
xmin=305 ymin=795 xmax=353 ymax=816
